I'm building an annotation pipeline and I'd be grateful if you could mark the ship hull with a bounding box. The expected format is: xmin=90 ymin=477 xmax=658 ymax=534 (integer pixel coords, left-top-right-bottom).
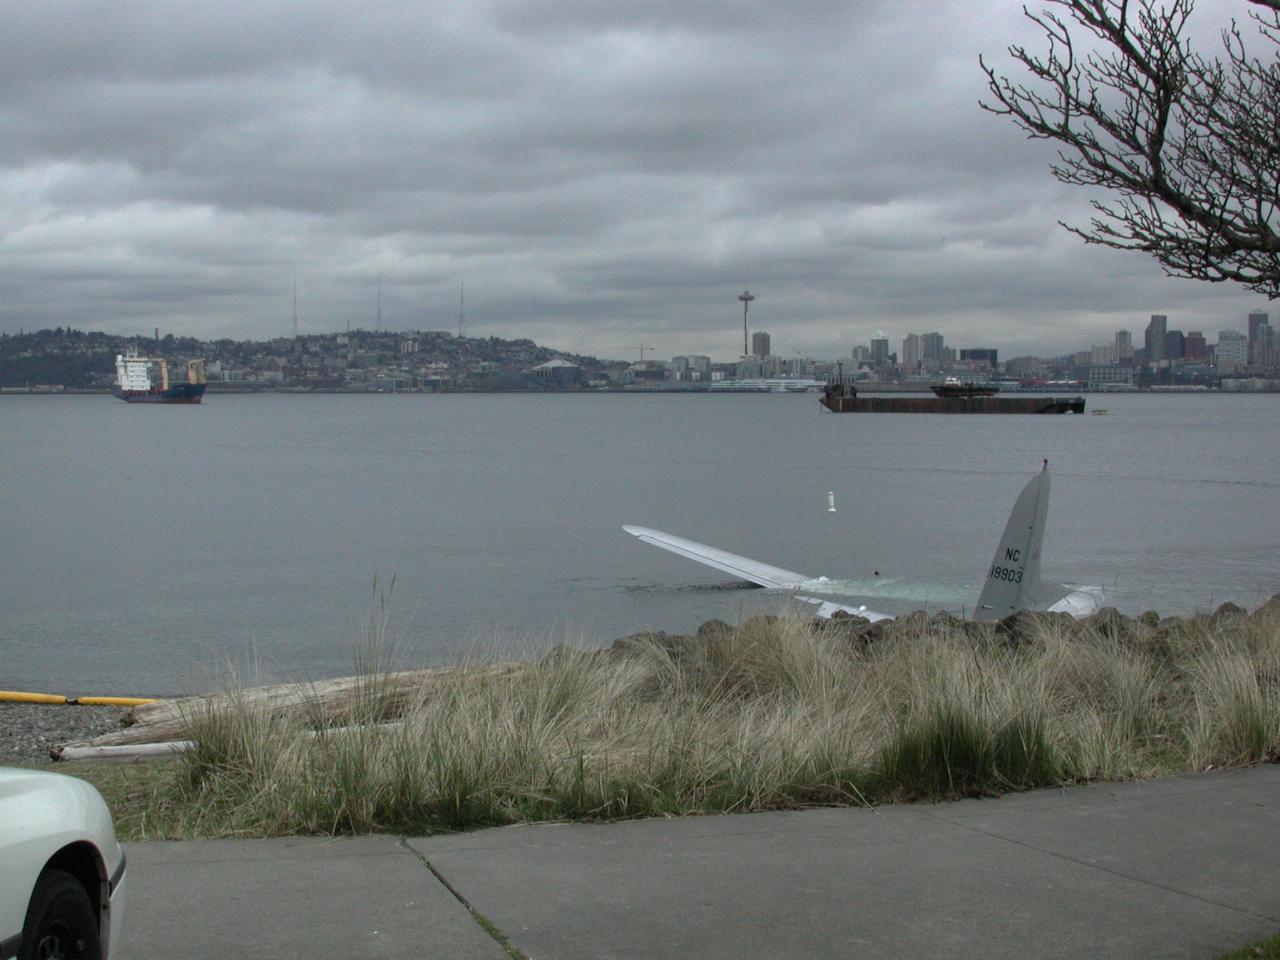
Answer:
xmin=114 ymin=383 xmax=206 ymax=404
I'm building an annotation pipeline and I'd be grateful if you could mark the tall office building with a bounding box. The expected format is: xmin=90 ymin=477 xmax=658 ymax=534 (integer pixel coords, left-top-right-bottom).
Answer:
xmin=921 ymin=332 xmax=945 ymax=369
xmin=1164 ymin=330 xmax=1185 ymax=361
xmin=1185 ymin=331 xmax=1206 ymax=361
xmin=901 ymin=333 xmax=921 ymax=372
xmin=751 ymin=331 xmax=771 ymax=358
xmin=1115 ymin=329 xmax=1133 ymax=361
xmin=1145 ymin=315 xmax=1168 ymax=363
xmin=959 ymin=348 xmax=998 ymax=368
xmin=870 ymin=337 xmax=890 ymax=368
xmin=1248 ymin=311 xmax=1270 ymax=365
xmin=1217 ymin=330 xmax=1248 ymax=372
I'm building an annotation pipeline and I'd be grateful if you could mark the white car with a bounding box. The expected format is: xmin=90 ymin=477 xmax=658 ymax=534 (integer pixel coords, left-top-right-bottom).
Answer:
xmin=0 ymin=768 xmax=126 ymax=960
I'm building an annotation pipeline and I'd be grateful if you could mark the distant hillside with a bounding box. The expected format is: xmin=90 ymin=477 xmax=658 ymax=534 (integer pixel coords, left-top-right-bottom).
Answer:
xmin=0 ymin=327 xmax=619 ymax=390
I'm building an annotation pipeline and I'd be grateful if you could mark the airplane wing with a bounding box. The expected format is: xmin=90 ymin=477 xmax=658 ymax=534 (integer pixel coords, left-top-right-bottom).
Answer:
xmin=622 ymin=525 xmax=811 ymax=589
xmin=622 ymin=525 xmax=895 ymax=621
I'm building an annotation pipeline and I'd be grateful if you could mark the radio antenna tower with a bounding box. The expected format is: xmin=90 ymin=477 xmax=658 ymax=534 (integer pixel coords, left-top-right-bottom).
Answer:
xmin=459 ymin=279 xmax=465 ymax=339
xmin=293 ymin=278 xmax=299 ymax=338
xmin=738 ymin=289 xmax=755 ymax=355
xmin=376 ymin=276 xmax=382 ymax=331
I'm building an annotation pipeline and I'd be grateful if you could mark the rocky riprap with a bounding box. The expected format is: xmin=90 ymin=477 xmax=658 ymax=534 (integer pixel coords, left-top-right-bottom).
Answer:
xmin=608 ymin=593 xmax=1280 ymax=664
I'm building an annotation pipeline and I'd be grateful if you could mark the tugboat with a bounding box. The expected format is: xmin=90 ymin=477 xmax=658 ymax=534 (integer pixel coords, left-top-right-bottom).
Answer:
xmin=114 ymin=351 xmax=207 ymax=404
xmin=930 ymin=377 xmax=999 ymax=399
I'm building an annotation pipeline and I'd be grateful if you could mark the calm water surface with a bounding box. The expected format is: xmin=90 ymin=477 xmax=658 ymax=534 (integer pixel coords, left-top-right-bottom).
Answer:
xmin=3 ymin=392 xmax=1278 ymax=693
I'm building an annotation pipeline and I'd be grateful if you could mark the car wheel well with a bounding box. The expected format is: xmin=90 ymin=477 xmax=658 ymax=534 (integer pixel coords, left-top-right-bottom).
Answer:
xmin=19 ymin=868 xmax=102 ymax=960
xmin=42 ymin=843 xmax=105 ymax=923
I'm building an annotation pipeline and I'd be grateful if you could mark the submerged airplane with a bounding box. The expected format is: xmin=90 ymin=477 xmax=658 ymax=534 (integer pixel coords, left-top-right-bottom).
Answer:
xmin=624 ymin=461 xmax=1103 ymax=622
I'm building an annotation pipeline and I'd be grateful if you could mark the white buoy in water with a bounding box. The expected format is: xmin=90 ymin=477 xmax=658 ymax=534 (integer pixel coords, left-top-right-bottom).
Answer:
xmin=827 ymin=491 xmax=837 ymax=513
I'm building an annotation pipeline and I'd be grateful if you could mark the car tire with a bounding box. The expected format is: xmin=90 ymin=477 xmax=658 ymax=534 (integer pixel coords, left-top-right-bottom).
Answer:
xmin=18 ymin=868 xmax=101 ymax=960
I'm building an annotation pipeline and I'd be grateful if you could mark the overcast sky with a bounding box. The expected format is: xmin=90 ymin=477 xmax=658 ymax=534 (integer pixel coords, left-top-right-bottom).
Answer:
xmin=0 ymin=0 xmax=1268 ymax=360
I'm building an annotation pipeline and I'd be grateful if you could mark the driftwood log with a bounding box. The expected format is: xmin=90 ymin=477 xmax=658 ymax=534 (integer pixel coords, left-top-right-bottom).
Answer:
xmin=52 ymin=721 xmax=408 ymax=762
xmin=53 ymin=741 xmax=195 ymax=762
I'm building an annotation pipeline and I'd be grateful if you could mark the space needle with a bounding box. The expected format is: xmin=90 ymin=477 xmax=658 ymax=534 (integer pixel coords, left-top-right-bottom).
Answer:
xmin=738 ymin=289 xmax=755 ymax=356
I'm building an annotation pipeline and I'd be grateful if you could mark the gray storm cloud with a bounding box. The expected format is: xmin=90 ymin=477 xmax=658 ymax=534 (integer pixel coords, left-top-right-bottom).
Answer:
xmin=0 ymin=0 xmax=1263 ymax=358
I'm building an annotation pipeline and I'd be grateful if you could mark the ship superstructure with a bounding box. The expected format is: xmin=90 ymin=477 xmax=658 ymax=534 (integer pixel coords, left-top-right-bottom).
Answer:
xmin=114 ymin=351 xmax=207 ymax=404
xmin=930 ymin=377 xmax=1000 ymax=398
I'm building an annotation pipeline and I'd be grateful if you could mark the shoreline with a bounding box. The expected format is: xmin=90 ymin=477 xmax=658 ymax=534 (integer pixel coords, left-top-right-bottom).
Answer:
xmin=2 ymin=596 xmax=1276 ymax=843
xmin=5 ymin=594 xmax=1277 ymax=771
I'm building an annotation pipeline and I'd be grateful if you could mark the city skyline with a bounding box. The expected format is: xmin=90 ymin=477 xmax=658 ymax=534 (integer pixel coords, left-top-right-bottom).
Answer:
xmin=5 ymin=309 xmax=1275 ymax=395
xmin=11 ymin=302 xmax=1270 ymax=373
xmin=0 ymin=1 xmax=1266 ymax=358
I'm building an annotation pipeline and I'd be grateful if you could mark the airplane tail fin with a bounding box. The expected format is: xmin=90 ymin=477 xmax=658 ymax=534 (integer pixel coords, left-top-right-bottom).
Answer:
xmin=973 ymin=461 xmax=1050 ymax=620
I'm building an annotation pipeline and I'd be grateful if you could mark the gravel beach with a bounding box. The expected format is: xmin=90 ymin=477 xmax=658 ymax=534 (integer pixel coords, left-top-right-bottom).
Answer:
xmin=0 ymin=702 xmax=132 ymax=766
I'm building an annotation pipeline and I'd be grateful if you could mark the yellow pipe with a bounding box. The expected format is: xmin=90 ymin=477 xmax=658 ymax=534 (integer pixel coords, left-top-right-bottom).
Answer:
xmin=0 ymin=690 xmax=158 ymax=706
xmin=0 ymin=691 xmax=68 ymax=704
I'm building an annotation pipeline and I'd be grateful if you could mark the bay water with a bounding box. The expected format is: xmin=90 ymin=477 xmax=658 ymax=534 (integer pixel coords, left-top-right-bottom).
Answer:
xmin=3 ymin=392 xmax=1277 ymax=694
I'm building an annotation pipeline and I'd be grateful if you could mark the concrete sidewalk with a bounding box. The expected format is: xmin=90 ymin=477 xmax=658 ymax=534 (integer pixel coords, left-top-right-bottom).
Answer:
xmin=121 ymin=766 xmax=1280 ymax=960
xmin=119 ymin=833 xmax=509 ymax=959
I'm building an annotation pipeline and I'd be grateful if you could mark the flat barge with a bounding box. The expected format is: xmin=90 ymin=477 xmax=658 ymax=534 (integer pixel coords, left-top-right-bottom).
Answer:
xmin=820 ymin=382 xmax=1085 ymax=414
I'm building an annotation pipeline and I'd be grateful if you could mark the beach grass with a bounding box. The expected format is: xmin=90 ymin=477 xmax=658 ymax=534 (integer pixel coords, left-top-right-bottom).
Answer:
xmin=1220 ymin=933 xmax=1280 ymax=959
xmin=83 ymin=600 xmax=1279 ymax=840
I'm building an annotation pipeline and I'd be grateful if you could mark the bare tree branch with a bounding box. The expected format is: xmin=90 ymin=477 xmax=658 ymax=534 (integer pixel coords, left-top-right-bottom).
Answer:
xmin=981 ymin=0 xmax=1280 ymax=297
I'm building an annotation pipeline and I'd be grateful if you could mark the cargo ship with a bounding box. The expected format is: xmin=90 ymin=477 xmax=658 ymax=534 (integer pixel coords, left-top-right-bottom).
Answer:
xmin=820 ymin=380 xmax=1084 ymax=414
xmin=114 ymin=351 xmax=207 ymax=404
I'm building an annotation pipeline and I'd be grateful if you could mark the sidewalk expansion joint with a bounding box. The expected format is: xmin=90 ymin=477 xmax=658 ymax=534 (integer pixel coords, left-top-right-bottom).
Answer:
xmin=399 ymin=837 xmax=531 ymax=960
xmin=916 ymin=811 xmax=1280 ymax=925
